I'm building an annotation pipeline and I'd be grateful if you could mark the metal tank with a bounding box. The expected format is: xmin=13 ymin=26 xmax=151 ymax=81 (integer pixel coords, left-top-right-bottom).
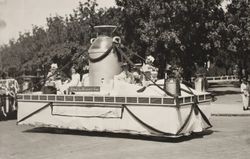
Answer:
xmin=194 ymin=77 xmax=206 ymax=92
xmin=165 ymin=78 xmax=181 ymax=96
xmin=88 ymin=25 xmax=122 ymax=87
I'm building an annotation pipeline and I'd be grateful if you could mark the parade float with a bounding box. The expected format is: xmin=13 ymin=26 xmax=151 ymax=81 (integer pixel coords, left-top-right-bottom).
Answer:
xmin=17 ymin=25 xmax=212 ymax=137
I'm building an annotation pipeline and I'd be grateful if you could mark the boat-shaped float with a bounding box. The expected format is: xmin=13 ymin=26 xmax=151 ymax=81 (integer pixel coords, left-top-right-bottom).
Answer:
xmin=17 ymin=25 xmax=212 ymax=137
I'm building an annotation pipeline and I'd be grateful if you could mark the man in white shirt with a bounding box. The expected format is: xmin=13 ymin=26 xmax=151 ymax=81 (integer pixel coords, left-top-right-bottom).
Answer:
xmin=241 ymin=79 xmax=249 ymax=110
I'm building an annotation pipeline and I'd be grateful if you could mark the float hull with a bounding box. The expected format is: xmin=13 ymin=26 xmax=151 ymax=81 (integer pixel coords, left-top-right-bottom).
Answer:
xmin=17 ymin=94 xmax=211 ymax=137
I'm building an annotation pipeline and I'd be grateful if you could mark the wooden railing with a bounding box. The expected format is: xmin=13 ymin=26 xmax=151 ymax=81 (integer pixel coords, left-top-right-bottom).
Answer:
xmin=191 ymin=75 xmax=239 ymax=84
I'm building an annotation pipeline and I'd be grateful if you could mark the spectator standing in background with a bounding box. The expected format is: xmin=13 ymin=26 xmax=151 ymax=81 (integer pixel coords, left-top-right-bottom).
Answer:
xmin=241 ymin=79 xmax=249 ymax=111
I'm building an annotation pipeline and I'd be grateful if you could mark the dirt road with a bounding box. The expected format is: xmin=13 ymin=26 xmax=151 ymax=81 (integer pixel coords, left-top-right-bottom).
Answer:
xmin=1 ymin=85 xmax=250 ymax=159
xmin=1 ymin=116 xmax=250 ymax=159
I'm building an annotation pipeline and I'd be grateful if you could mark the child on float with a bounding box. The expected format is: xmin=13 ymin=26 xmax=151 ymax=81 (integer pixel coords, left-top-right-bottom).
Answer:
xmin=140 ymin=55 xmax=158 ymax=86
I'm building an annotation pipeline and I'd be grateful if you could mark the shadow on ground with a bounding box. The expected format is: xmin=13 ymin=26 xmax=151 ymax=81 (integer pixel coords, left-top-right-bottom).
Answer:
xmin=23 ymin=127 xmax=213 ymax=143
xmin=0 ymin=111 xmax=17 ymax=121
xmin=208 ymin=90 xmax=241 ymax=96
xmin=209 ymin=84 xmax=239 ymax=88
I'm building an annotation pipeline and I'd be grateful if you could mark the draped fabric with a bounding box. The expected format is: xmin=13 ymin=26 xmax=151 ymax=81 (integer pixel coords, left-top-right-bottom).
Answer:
xmin=17 ymin=100 xmax=211 ymax=137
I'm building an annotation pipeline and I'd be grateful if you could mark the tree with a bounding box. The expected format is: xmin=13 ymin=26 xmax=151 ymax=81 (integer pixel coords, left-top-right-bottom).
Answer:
xmin=1 ymin=0 xmax=249 ymax=82
xmin=116 ymin=0 xmax=225 ymax=80
xmin=225 ymin=0 xmax=250 ymax=80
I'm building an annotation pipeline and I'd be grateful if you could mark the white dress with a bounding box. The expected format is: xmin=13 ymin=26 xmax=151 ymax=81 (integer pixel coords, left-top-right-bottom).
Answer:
xmin=241 ymin=83 xmax=249 ymax=108
xmin=81 ymin=73 xmax=89 ymax=86
xmin=69 ymin=73 xmax=81 ymax=86
xmin=58 ymin=73 xmax=81 ymax=94
xmin=140 ymin=63 xmax=158 ymax=86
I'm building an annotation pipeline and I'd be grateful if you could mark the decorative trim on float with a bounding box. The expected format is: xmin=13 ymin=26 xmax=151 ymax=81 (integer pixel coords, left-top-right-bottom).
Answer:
xmin=17 ymin=93 xmax=212 ymax=106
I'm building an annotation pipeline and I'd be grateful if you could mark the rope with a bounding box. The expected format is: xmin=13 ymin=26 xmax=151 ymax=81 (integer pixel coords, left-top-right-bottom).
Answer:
xmin=180 ymin=83 xmax=213 ymax=128
xmin=17 ymin=102 xmax=52 ymax=124
xmin=123 ymin=104 xmax=175 ymax=136
xmin=115 ymin=44 xmax=212 ymax=133
xmin=176 ymin=104 xmax=195 ymax=135
xmin=88 ymin=44 xmax=113 ymax=63
xmin=121 ymin=45 xmax=146 ymax=61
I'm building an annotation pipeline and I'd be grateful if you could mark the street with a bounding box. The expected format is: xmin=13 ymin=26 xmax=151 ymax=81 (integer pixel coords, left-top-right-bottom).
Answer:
xmin=0 ymin=116 xmax=250 ymax=159
xmin=1 ymin=85 xmax=250 ymax=159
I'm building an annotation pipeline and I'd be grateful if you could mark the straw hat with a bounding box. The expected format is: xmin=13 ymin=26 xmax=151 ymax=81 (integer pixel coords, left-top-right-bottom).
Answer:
xmin=146 ymin=55 xmax=155 ymax=63
xmin=50 ymin=63 xmax=58 ymax=70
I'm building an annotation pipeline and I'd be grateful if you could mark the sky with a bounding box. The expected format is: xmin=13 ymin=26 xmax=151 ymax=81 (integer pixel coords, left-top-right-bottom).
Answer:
xmin=0 ymin=0 xmax=116 ymax=45
xmin=0 ymin=0 xmax=231 ymax=46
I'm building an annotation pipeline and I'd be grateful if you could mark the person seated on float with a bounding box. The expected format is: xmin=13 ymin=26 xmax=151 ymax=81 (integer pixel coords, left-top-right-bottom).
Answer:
xmin=56 ymin=72 xmax=68 ymax=94
xmin=60 ymin=66 xmax=81 ymax=94
xmin=131 ymin=67 xmax=143 ymax=86
xmin=140 ymin=55 xmax=158 ymax=85
xmin=43 ymin=63 xmax=60 ymax=94
xmin=151 ymin=67 xmax=159 ymax=82
xmin=81 ymin=65 xmax=89 ymax=86
xmin=114 ymin=62 xmax=134 ymax=84
xmin=24 ymin=77 xmax=35 ymax=93
xmin=69 ymin=66 xmax=81 ymax=86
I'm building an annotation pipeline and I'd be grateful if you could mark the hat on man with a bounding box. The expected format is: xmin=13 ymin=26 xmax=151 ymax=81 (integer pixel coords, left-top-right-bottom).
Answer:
xmin=50 ymin=63 xmax=58 ymax=70
xmin=146 ymin=55 xmax=155 ymax=63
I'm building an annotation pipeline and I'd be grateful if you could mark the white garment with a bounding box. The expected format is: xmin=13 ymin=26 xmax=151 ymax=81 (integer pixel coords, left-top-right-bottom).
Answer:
xmin=241 ymin=83 xmax=247 ymax=92
xmin=241 ymin=83 xmax=249 ymax=108
xmin=22 ymin=82 xmax=30 ymax=91
xmin=141 ymin=63 xmax=158 ymax=86
xmin=69 ymin=73 xmax=81 ymax=86
xmin=141 ymin=63 xmax=151 ymax=72
xmin=81 ymin=73 xmax=89 ymax=86
xmin=58 ymin=73 xmax=81 ymax=94
xmin=8 ymin=79 xmax=19 ymax=93
xmin=45 ymin=72 xmax=57 ymax=87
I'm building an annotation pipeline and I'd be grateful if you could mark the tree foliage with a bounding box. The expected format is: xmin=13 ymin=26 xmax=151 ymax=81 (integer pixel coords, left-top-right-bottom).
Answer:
xmin=224 ymin=0 xmax=250 ymax=79
xmin=0 ymin=0 xmax=118 ymax=77
xmin=0 ymin=0 xmax=249 ymax=80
